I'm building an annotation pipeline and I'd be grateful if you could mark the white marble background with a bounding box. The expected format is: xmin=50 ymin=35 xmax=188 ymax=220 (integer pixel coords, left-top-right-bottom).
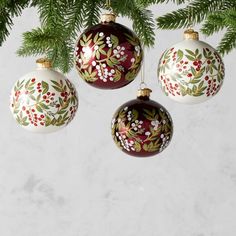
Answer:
xmin=0 ymin=3 xmax=236 ymax=236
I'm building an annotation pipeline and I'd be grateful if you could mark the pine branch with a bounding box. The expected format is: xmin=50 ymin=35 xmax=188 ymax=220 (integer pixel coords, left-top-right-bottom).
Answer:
xmin=0 ymin=0 xmax=30 ymax=45
xmin=135 ymin=0 xmax=185 ymax=7
xmin=83 ymin=0 xmax=101 ymax=29
xmin=112 ymin=0 xmax=156 ymax=47
xmin=17 ymin=27 xmax=74 ymax=72
xmin=156 ymin=0 xmax=235 ymax=29
xmin=217 ymin=28 xmax=236 ymax=56
xmin=17 ymin=27 xmax=59 ymax=56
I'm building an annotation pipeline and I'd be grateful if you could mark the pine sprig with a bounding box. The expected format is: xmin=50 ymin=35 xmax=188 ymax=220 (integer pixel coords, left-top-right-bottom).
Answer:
xmin=217 ymin=29 xmax=236 ymax=55
xmin=0 ymin=0 xmax=30 ymax=45
xmin=83 ymin=0 xmax=101 ymax=29
xmin=156 ymin=0 xmax=234 ymax=29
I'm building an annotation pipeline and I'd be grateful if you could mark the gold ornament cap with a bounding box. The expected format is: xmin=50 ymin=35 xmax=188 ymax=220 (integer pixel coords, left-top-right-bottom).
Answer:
xmin=36 ymin=58 xmax=52 ymax=68
xmin=184 ymin=29 xmax=199 ymax=40
xmin=100 ymin=12 xmax=116 ymax=23
xmin=137 ymin=88 xmax=152 ymax=98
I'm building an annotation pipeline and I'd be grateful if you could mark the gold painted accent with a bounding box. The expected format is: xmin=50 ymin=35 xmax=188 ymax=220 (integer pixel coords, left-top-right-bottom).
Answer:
xmin=137 ymin=88 xmax=152 ymax=98
xmin=184 ymin=29 xmax=199 ymax=40
xmin=100 ymin=13 xmax=116 ymax=23
xmin=36 ymin=58 xmax=52 ymax=68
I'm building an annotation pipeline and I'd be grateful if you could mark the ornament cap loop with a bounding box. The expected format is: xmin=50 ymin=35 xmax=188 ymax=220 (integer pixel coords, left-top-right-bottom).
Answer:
xmin=137 ymin=88 xmax=152 ymax=98
xmin=100 ymin=12 xmax=117 ymax=23
xmin=36 ymin=58 xmax=52 ymax=69
xmin=184 ymin=29 xmax=199 ymax=40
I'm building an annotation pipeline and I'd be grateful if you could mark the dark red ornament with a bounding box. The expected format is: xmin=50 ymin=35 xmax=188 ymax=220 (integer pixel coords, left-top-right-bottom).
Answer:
xmin=111 ymin=88 xmax=173 ymax=157
xmin=75 ymin=13 xmax=143 ymax=89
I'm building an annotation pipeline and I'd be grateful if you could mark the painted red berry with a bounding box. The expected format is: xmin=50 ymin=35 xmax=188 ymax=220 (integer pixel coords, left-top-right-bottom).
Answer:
xmin=31 ymin=78 xmax=36 ymax=82
xmin=187 ymin=73 xmax=192 ymax=77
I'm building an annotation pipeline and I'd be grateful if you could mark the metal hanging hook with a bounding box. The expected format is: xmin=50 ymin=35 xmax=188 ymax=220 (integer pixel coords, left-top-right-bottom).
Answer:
xmin=139 ymin=45 xmax=148 ymax=89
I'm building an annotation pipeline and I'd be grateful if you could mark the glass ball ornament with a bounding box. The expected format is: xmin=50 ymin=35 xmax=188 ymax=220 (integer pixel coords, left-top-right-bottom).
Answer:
xmin=111 ymin=88 xmax=173 ymax=157
xmin=10 ymin=59 xmax=79 ymax=133
xmin=157 ymin=29 xmax=225 ymax=104
xmin=75 ymin=12 xmax=143 ymax=89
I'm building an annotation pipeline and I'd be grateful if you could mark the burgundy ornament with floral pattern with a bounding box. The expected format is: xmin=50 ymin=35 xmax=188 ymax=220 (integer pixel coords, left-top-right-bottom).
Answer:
xmin=10 ymin=59 xmax=78 ymax=133
xmin=158 ymin=29 xmax=225 ymax=104
xmin=75 ymin=13 xmax=143 ymax=89
xmin=111 ymin=88 xmax=173 ymax=157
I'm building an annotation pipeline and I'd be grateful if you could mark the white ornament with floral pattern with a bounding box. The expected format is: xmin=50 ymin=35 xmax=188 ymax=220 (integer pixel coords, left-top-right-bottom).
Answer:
xmin=158 ymin=29 xmax=225 ymax=104
xmin=10 ymin=59 xmax=78 ymax=133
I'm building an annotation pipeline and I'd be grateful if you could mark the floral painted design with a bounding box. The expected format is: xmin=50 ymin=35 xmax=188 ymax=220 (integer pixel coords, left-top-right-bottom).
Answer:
xmin=10 ymin=77 xmax=78 ymax=128
xmin=111 ymin=99 xmax=173 ymax=157
xmin=158 ymin=45 xmax=225 ymax=99
xmin=75 ymin=23 xmax=142 ymax=89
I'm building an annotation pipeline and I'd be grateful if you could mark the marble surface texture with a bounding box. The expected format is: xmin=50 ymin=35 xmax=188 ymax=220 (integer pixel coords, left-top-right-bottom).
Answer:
xmin=0 ymin=3 xmax=236 ymax=236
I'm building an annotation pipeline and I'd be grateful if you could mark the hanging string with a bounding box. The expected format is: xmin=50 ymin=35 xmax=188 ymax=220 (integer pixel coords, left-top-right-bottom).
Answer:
xmin=140 ymin=46 xmax=147 ymax=89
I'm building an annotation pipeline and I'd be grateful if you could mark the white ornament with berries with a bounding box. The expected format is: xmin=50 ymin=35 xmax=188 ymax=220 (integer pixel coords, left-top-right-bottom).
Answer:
xmin=158 ymin=29 xmax=225 ymax=104
xmin=10 ymin=59 xmax=78 ymax=133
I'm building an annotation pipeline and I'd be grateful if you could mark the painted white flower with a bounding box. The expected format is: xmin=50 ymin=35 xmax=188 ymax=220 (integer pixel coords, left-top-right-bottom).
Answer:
xmin=145 ymin=131 xmax=151 ymax=136
xmin=92 ymin=61 xmax=96 ymax=66
xmin=151 ymin=120 xmax=160 ymax=130
xmin=160 ymin=134 xmax=164 ymax=139
xmin=117 ymin=46 xmax=121 ymax=50
xmin=108 ymin=44 xmax=112 ymax=48
xmin=121 ymin=51 xmax=124 ymax=55
xmin=139 ymin=121 xmax=143 ymax=124
xmin=94 ymin=45 xmax=99 ymax=50
xmin=98 ymin=72 xmax=102 ymax=76
xmin=113 ymin=49 xmax=118 ymax=54
xmin=111 ymin=69 xmax=115 ymax=74
xmin=102 ymin=63 xmax=106 ymax=68
xmin=131 ymin=58 xmax=135 ymax=63
xmin=128 ymin=118 xmax=131 ymax=121
xmin=131 ymin=147 xmax=135 ymax=151
xmin=162 ymin=120 xmax=166 ymax=124
xmin=103 ymin=79 xmax=107 ymax=82
xmin=82 ymin=46 xmax=93 ymax=59
xmin=118 ymin=118 xmax=121 ymax=122
xmin=96 ymin=65 xmax=100 ymax=69
xmin=122 ymin=135 xmax=126 ymax=139
xmin=106 ymin=37 xmax=110 ymax=40
xmin=116 ymin=132 xmax=119 ymax=137
xmin=124 ymin=107 xmax=128 ymax=111
xmin=109 ymin=77 xmax=114 ymax=81
xmin=134 ymin=127 xmax=138 ymax=131
xmin=135 ymin=120 xmax=139 ymax=124
xmin=116 ymin=54 xmax=120 ymax=58
xmin=99 ymin=32 xmax=104 ymax=37
xmin=128 ymin=111 xmax=132 ymax=114
xmin=121 ymin=46 xmax=125 ymax=50
xmin=78 ymin=59 xmax=82 ymax=63
xmin=138 ymin=125 xmax=142 ymax=128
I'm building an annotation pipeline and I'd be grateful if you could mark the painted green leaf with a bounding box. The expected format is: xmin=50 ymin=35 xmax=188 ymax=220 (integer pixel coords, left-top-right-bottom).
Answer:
xmin=42 ymin=81 xmax=49 ymax=94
